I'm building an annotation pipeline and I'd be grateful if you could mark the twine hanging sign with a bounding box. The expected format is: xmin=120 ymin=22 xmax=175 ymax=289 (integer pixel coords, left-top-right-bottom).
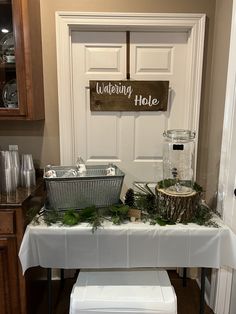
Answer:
xmin=90 ymin=80 xmax=169 ymax=111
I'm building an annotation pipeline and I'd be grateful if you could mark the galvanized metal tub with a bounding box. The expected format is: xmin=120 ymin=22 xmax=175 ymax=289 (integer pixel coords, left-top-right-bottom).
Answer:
xmin=44 ymin=165 xmax=125 ymax=210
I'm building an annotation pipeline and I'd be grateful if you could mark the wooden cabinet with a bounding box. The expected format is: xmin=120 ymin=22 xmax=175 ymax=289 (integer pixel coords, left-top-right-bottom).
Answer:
xmin=0 ymin=209 xmax=21 ymax=314
xmin=0 ymin=237 xmax=20 ymax=314
xmin=0 ymin=0 xmax=44 ymax=120
xmin=0 ymin=179 xmax=45 ymax=314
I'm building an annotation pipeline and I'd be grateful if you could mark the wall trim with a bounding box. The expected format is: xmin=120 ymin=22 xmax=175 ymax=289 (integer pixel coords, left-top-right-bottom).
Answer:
xmin=216 ymin=0 xmax=236 ymax=313
xmin=217 ymin=0 xmax=236 ymax=222
xmin=215 ymin=268 xmax=233 ymax=314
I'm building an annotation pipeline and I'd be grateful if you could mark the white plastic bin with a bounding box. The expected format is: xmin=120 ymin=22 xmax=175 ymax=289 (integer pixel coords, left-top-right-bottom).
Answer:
xmin=70 ymin=269 xmax=177 ymax=314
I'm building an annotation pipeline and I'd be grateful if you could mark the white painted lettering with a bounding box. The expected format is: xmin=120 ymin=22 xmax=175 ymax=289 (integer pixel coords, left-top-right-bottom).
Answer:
xmin=134 ymin=94 xmax=160 ymax=107
xmin=134 ymin=95 xmax=142 ymax=106
xmin=95 ymin=82 xmax=133 ymax=98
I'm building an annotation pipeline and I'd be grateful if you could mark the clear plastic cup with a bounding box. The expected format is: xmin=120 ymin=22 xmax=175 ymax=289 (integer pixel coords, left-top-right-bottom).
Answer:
xmin=10 ymin=150 xmax=20 ymax=187
xmin=21 ymin=154 xmax=36 ymax=188
xmin=0 ymin=151 xmax=17 ymax=193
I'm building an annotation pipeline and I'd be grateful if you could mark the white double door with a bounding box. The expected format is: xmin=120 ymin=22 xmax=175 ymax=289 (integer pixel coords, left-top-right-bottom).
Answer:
xmin=70 ymin=29 xmax=195 ymax=191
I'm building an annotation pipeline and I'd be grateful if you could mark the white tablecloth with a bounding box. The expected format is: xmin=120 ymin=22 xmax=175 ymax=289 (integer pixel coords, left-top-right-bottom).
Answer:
xmin=19 ymin=217 xmax=236 ymax=274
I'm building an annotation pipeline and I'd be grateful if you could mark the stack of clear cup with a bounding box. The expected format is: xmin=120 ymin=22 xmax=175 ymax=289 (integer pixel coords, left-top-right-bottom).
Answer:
xmin=0 ymin=151 xmax=17 ymax=193
xmin=21 ymin=154 xmax=36 ymax=188
xmin=10 ymin=150 xmax=20 ymax=188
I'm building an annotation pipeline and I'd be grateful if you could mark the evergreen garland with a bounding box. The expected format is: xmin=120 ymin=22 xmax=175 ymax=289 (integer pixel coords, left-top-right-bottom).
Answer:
xmin=44 ymin=209 xmax=63 ymax=226
xmin=62 ymin=209 xmax=79 ymax=226
xmin=29 ymin=182 xmax=219 ymax=231
xmin=108 ymin=204 xmax=130 ymax=225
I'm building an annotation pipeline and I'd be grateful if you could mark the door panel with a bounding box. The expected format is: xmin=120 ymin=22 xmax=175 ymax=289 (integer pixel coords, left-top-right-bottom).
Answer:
xmin=71 ymin=31 xmax=126 ymax=165
xmin=71 ymin=30 xmax=191 ymax=191
xmin=125 ymin=31 xmax=189 ymax=188
xmin=134 ymin=113 xmax=165 ymax=160
xmin=130 ymin=31 xmax=189 ymax=129
xmin=87 ymin=111 xmax=121 ymax=160
xmin=135 ymin=47 xmax=172 ymax=73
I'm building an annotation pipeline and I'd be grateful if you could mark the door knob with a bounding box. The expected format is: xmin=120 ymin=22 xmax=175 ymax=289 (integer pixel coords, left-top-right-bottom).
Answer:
xmin=234 ymin=189 xmax=236 ymax=197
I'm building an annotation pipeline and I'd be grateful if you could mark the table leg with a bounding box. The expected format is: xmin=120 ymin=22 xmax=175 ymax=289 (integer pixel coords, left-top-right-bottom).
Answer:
xmin=183 ymin=267 xmax=187 ymax=287
xmin=47 ymin=268 xmax=52 ymax=314
xmin=60 ymin=269 xmax=65 ymax=289
xmin=199 ymin=267 xmax=206 ymax=314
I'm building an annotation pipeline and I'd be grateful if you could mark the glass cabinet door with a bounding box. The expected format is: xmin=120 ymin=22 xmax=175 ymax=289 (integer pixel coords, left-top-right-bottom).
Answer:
xmin=0 ymin=0 xmax=44 ymax=120
xmin=0 ymin=0 xmax=18 ymax=110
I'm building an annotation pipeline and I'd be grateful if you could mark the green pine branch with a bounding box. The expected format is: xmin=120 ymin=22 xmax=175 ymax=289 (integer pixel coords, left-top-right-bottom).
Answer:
xmin=27 ymin=180 xmax=219 ymax=231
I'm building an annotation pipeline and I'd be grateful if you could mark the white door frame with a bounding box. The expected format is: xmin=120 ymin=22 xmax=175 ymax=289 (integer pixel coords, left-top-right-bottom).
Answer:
xmin=216 ymin=0 xmax=236 ymax=313
xmin=55 ymin=12 xmax=205 ymax=166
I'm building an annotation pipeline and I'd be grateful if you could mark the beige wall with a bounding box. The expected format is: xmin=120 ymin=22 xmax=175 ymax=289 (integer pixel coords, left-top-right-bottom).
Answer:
xmin=0 ymin=0 xmax=232 ymax=206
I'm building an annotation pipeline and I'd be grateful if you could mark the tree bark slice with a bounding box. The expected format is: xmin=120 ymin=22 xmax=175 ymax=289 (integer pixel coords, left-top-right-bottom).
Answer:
xmin=156 ymin=187 xmax=200 ymax=223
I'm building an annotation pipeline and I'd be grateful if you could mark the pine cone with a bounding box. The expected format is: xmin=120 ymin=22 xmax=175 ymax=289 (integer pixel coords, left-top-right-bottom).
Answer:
xmin=124 ymin=188 xmax=135 ymax=207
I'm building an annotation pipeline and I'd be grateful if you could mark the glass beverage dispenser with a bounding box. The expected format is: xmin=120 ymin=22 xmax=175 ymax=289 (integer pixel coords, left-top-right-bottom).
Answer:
xmin=162 ymin=129 xmax=196 ymax=195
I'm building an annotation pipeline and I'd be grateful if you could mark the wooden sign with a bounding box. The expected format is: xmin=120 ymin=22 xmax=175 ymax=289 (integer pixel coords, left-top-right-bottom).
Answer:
xmin=90 ymin=80 xmax=169 ymax=111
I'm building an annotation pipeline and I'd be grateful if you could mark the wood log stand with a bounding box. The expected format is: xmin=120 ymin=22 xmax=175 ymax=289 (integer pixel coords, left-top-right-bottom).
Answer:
xmin=156 ymin=187 xmax=201 ymax=223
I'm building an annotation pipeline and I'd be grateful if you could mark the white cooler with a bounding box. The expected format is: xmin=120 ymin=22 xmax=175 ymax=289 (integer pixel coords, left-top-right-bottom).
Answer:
xmin=69 ymin=269 xmax=177 ymax=314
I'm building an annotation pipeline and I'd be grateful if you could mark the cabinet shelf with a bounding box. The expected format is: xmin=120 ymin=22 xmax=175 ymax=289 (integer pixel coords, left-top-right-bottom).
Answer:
xmin=0 ymin=63 xmax=16 ymax=76
xmin=0 ymin=62 xmax=16 ymax=69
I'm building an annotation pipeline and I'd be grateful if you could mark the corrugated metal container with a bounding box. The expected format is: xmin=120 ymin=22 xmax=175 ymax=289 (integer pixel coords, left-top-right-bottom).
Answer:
xmin=44 ymin=165 xmax=125 ymax=210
